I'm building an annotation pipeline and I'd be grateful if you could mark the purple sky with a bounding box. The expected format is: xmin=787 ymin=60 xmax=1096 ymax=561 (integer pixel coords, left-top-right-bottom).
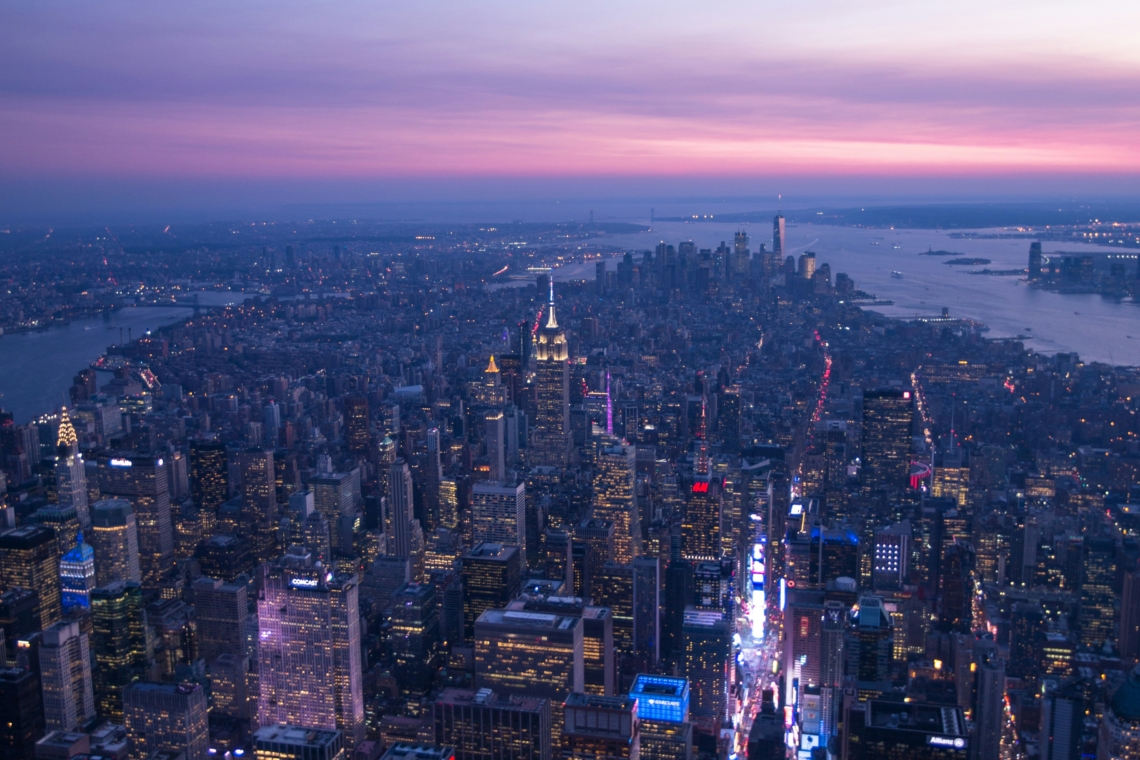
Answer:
xmin=3 ymin=1 xmax=1139 ymax=220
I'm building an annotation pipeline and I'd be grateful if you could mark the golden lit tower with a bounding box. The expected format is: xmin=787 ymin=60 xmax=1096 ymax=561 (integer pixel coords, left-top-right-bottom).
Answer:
xmin=592 ymin=442 xmax=641 ymax=564
xmin=55 ymin=408 xmax=89 ymax=528
xmin=531 ymin=283 xmax=570 ymax=468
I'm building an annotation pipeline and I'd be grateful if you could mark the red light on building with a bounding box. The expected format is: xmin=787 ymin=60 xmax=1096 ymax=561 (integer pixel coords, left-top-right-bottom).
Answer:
xmin=692 ymin=481 xmax=709 ymax=493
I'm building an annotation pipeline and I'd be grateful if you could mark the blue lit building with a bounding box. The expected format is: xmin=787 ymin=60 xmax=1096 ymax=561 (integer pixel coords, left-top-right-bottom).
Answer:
xmin=629 ymin=674 xmax=689 ymax=723
xmin=60 ymin=533 xmax=96 ymax=611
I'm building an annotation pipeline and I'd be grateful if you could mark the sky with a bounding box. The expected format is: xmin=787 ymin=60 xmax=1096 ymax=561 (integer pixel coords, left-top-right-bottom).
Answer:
xmin=2 ymin=1 xmax=1139 ymax=222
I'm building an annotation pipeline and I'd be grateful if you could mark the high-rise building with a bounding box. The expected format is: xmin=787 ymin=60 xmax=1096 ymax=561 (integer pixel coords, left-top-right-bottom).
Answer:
xmin=59 ymin=534 xmax=96 ymax=612
xmin=238 ymin=448 xmax=278 ymax=562
xmin=485 ymin=411 xmax=506 ymax=484
xmin=192 ymin=577 xmax=247 ymax=664
xmin=388 ymin=460 xmax=424 ymax=576
xmin=1029 ymin=241 xmax=1044 ymax=281
xmin=842 ymin=700 xmax=967 ymax=758
xmin=257 ymin=551 xmax=364 ymax=744
xmin=576 ymin=519 xmax=615 ymax=597
xmin=38 ymin=621 xmax=95 ymax=731
xmin=1040 ymin=677 xmax=1086 ymax=760
xmin=89 ymin=499 xmax=141 ymax=587
xmin=531 ymin=286 xmax=570 ymax=468
xmin=0 ymin=666 xmax=43 ymax=760
xmin=1099 ymin=665 xmax=1140 ymax=759
xmin=255 ymin=724 xmax=346 ymax=760
xmin=55 ymin=410 xmax=89 ymax=528
xmin=593 ymin=443 xmax=641 ymax=564
xmin=931 ymin=446 xmax=969 ymax=508
xmin=974 ymin=650 xmax=1005 ymax=760
xmin=474 ymin=608 xmax=584 ymax=703
xmin=1121 ymin=570 xmax=1140 ymax=663
xmin=561 ymin=693 xmax=639 ymax=760
xmin=253 ymin=724 xmax=346 ymax=760
xmin=860 ymin=389 xmax=913 ymax=500
xmin=96 ymin=454 xmax=174 ymax=588
xmin=1080 ymin=536 xmax=1116 ymax=649
xmin=0 ymin=588 xmax=40 ymax=653
xmin=850 ymin=596 xmax=894 ymax=685
xmin=629 ymin=674 xmax=689 ymax=723
xmin=772 ymin=214 xmax=785 ymax=259
xmin=388 ymin=582 xmax=440 ymax=697
xmin=189 ymin=440 xmax=228 ymax=513
xmin=0 ymin=525 xmax=62 ymax=630
xmin=425 ymin=427 xmax=443 ymax=530
xmin=344 ymin=395 xmax=371 ymax=454
xmin=460 ymin=543 xmax=521 ymax=641
xmin=123 ymin=682 xmax=208 ymax=760
xmin=471 ymin=482 xmax=526 ymax=555
xmin=209 ymin=653 xmax=251 ymax=720
xmin=681 ymin=480 xmax=721 ymax=562
xmin=784 ymin=589 xmax=824 ymax=708
xmin=432 ymin=687 xmax=552 ymax=760
xmin=90 ymin=581 xmax=147 ymax=723
xmin=680 ymin=608 xmax=730 ymax=730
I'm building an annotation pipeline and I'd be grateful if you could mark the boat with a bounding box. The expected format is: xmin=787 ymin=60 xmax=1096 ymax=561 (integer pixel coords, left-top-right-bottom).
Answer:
xmin=891 ymin=271 xmax=903 ymax=279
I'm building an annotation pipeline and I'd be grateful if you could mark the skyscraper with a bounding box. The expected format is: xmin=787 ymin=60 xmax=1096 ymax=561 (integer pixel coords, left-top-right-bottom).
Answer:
xmin=474 ymin=608 xmax=584 ymax=703
xmin=55 ymin=409 xmax=89 ymax=528
xmin=0 ymin=525 xmax=62 ymax=630
xmin=123 ymin=682 xmax=209 ymax=760
xmin=560 ymin=693 xmax=639 ymax=760
xmin=860 ymin=389 xmax=913 ymax=500
xmin=974 ymin=650 xmax=1006 ymax=760
xmin=0 ymin=666 xmax=43 ymax=760
xmin=38 ymin=621 xmax=96 ymax=731
xmin=532 ymin=285 xmax=570 ymax=468
xmin=432 ymin=687 xmax=552 ymax=760
xmin=1080 ymin=536 xmax=1116 ymax=649
xmin=592 ymin=442 xmax=641 ymax=564
xmin=344 ymin=395 xmax=370 ymax=454
xmin=238 ymin=448 xmax=278 ymax=563
xmin=425 ymin=427 xmax=443 ymax=530
xmin=59 ymin=534 xmax=96 ymax=612
xmin=681 ymin=480 xmax=721 ymax=562
xmin=257 ymin=551 xmax=365 ymax=744
xmin=193 ymin=576 xmax=248 ymax=664
xmin=680 ymin=608 xmax=730 ymax=731
xmin=189 ymin=440 xmax=229 ymax=513
xmin=471 ymin=481 xmax=526 ymax=554
xmin=388 ymin=582 xmax=440 ymax=697
xmin=485 ymin=411 xmax=506 ymax=484
xmin=89 ymin=499 xmax=141 ymax=587
xmin=388 ymin=459 xmax=425 ymax=579
xmin=97 ymin=454 xmax=174 ymax=588
xmin=90 ymin=580 xmax=147 ymax=723
xmin=460 ymin=543 xmax=521 ymax=641
xmin=773 ymin=214 xmax=785 ymax=259
xmin=1121 ymin=570 xmax=1140 ymax=662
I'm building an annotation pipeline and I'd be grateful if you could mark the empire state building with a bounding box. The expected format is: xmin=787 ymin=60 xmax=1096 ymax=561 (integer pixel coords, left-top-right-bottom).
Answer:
xmin=531 ymin=284 xmax=570 ymax=467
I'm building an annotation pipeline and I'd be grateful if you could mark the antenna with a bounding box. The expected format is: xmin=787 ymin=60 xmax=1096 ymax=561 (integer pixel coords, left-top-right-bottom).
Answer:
xmin=549 ymin=278 xmax=554 ymax=306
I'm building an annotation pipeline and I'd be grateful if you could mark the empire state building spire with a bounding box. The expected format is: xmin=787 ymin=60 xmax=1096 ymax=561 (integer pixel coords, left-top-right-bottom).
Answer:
xmin=545 ymin=279 xmax=558 ymax=329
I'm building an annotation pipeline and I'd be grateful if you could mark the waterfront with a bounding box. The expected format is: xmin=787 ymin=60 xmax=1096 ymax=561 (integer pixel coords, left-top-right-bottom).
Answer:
xmin=580 ymin=222 xmax=1140 ymax=367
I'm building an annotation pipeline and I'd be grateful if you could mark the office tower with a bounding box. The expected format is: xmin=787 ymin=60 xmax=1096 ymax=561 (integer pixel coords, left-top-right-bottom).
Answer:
xmin=55 ymin=410 xmax=89 ymax=528
xmin=189 ymin=440 xmax=228 ymax=512
xmin=811 ymin=527 xmax=859 ymax=586
xmin=860 ymin=389 xmax=913 ymax=499
xmin=192 ymin=577 xmax=247 ymax=663
xmin=0 ymin=666 xmax=43 ymax=760
xmin=460 ymin=543 xmax=521 ymax=641
xmin=238 ymin=448 xmax=278 ymax=562
xmin=471 ymin=482 xmax=526 ymax=554
xmin=1009 ymin=603 xmax=1044 ymax=679
xmin=89 ymin=499 xmax=141 ymax=586
xmin=344 ymin=395 xmax=370 ymax=454
xmin=1040 ymin=678 xmax=1085 ymax=760
xmin=388 ymin=460 xmax=422 ymax=561
xmin=842 ymin=700 xmax=968 ymax=758
xmin=388 ymin=582 xmax=440 ymax=697
xmin=716 ymin=389 xmax=740 ymax=456
xmin=975 ymin=650 xmax=1005 ymax=760
xmin=123 ymin=682 xmax=208 ymax=760
xmin=937 ymin=542 xmax=972 ymax=634
xmin=593 ymin=442 xmax=641 ymax=564
xmin=932 ymin=446 xmax=969 ymax=508
xmin=631 ymin=557 xmax=660 ymax=663
xmin=96 ymin=454 xmax=174 ymax=588
xmin=257 ymin=552 xmax=365 ymax=743
xmin=850 ymin=596 xmax=894 ymax=685
xmin=872 ymin=524 xmax=909 ymax=591
xmin=1100 ymin=665 xmax=1140 ymax=759
xmin=681 ymin=480 xmax=721 ymax=562
xmin=1029 ymin=241 xmax=1044 ymax=280
xmin=439 ymin=477 xmax=459 ymax=533
xmin=424 ymin=427 xmax=443 ymax=530
xmin=819 ymin=600 xmax=847 ymax=740
xmin=784 ymin=589 xmax=824 ymax=708
xmin=629 ymin=674 xmax=690 ymax=760
xmin=561 ymin=693 xmax=639 ymax=760
xmin=208 ymin=652 xmax=250 ymax=720
xmin=90 ymin=581 xmax=147 ymax=723
xmin=194 ymin=534 xmax=255 ymax=582
xmin=772 ymin=214 xmax=785 ymax=259
xmin=798 ymin=251 xmax=816 ymax=279
xmin=263 ymin=400 xmax=281 ymax=446
xmin=59 ymin=534 xmax=96 ymax=612
xmin=0 ymin=526 xmax=62 ymax=630
xmin=253 ymin=724 xmax=346 ymax=760
xmin=532 ymin=285 xmax=570 ymax=468
xmin=746 ymin=691 xmax=782 ymax=760
xmin=1080 ymin=536 xmax=1116 ymax=649
xmin=485 ymin=411 xmax=505 ymax=484
xmin=680 ymin=608 xmax=730 ymax=730
xmin=38 ymin=621 xmax=95 ymax=731
xmin=543 ymin=528 xmax=574 ymax=590
xmin=518 ymin=596 xmax=612 ymax=697
xmin=1122 ymin=570 xmax=1140 ymax=662
xmin=0 ymin=588 xmax=40 ymax=654
xmin=576 ymin=519 xmax=615 ymax=597
xmin=594 ymin=564 xmax=634 ymax=665
xmin=474 ymin=608 xmax=584 ymax=703
xmin=433 ymin=687 xmax=552 ymax=760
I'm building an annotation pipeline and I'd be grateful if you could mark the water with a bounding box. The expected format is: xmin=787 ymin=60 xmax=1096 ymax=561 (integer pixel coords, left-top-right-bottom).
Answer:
xmin=0 ymin=307 xmax=193 ymax=423
xmin=573 ymin=222 xmax=1140 ymax=367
